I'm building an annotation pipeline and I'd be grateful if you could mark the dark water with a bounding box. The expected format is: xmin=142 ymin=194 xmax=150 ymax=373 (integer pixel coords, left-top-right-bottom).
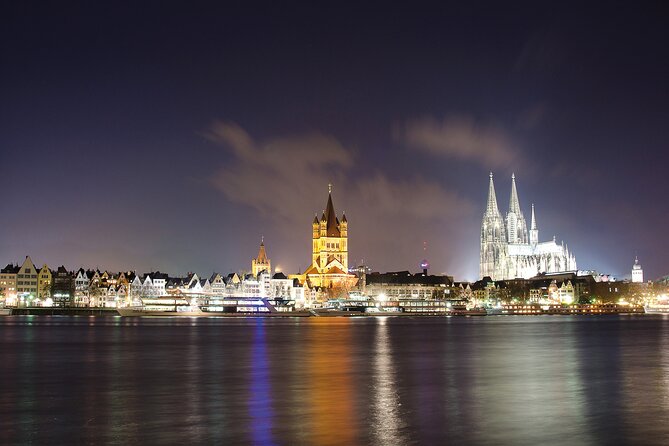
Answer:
xmin=2 ymin=315 xmax=669 ymax=445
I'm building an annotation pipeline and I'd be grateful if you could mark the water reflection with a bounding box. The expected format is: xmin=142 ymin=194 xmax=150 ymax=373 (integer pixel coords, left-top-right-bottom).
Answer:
xmin=372 ymin=317 xmax=405 ymax=445
xmin=469 ymin=318 xmax=594 ymax=444
xmin=2 ymin=315 xmax=669 ymax=444
xmin=249 ymin=320 xmax=275 ymax=445
xmin=303 ymin=319 xmax=359 ymax=444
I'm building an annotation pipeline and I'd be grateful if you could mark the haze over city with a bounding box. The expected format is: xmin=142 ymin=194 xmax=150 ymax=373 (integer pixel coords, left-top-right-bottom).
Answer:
xmin=2 ymin=2 xmax=667 ymax=281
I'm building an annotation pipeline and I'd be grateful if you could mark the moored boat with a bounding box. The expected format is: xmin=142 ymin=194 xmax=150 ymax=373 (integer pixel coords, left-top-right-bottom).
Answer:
xmin=117 ymin=296 xmax=203 ymax=316
xmin=644 ymin=303 xmax=669 ymax=314
xmin=485 ymin=303 xmax=645 ymax=316
xmin=117 ymin=296 xmax=310 ymax=317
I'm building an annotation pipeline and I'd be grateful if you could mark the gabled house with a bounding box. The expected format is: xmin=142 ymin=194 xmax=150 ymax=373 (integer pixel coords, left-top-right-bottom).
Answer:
xmin=52 ymin=266 xmax=74 ymax=307
xmin=16 ymin=256 xmax=38 ymax=304
xmin=210 ymin=273 xmax=226 ymax=296
xmin=37 ymin=264 xmax=52 ymax=299
xmin=1 ymin=263 xmax=20 ymax=305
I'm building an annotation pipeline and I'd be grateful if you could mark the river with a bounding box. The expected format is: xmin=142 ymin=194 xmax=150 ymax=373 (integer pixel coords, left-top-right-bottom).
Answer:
xmin=1 ymin=315 xmax=668 ymax=445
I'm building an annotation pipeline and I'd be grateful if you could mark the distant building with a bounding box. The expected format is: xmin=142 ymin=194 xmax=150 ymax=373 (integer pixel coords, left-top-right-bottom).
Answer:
xmin=209 ymin=273 xmax=226 ymax=295
xmin=632 ymin=257 xmax=644 ymax=283
xmin=297 ymin=185 xmax=358 ymax=290
xmin=251 ymin=238 xmax=271 ymax=277
xmin=364 ymin=271 xmax=453 ymax=300
xmin=16 ymin=256 xmax=39 ymax=304
xmin=51 ymin=266 xmax=75 ymax=307
xmin=0 ymin=263 xmax=20 ymax=305
xmin=481 ymin=173 xmax=577 ymax=280
xmin=37 ymin=264 xmax=52 ymax=300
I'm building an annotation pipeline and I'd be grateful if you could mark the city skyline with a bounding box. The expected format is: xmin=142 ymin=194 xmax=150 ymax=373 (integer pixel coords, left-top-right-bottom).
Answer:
xmin=2 ymin=3 xmax=668 ymax=281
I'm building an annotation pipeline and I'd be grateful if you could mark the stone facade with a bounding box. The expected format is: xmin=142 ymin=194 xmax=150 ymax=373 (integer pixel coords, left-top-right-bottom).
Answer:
xmin=480 ymin=173 xmax=577 ymax=280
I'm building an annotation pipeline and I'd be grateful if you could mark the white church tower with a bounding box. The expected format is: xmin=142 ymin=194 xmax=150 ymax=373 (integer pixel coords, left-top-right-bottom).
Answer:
xmin=529 ymin=204 xmax=538 ymax=246
xmin=506 ymin=173 xmax=528 ymax=245
xmin=480 ymin=173 xmax=507 ymax=280
xmin=632 ymin=256 xmax=644 ymax=283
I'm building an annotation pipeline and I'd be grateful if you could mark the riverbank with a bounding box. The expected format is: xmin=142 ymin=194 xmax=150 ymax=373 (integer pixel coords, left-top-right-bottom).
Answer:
xmin=7 ymin=307 xmax=119 ymax=316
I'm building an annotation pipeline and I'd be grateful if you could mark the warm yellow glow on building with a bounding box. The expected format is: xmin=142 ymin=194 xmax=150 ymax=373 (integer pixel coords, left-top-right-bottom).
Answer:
xmin=38 ymin=264 xmax=52 ymax=299
xmin=297 ymin=186 xmax=358 ymax=290
xmin=251 ymin=238 xmax=271 ymax=277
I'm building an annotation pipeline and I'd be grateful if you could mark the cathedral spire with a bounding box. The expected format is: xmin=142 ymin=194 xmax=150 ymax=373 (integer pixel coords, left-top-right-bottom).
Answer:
xmin=505 ymin=173 xmax=528 ymax=244
xmin=531 ymin=203 xmax=536 ymax=230
xmin=529 ymin=203 xmax=538 ymax=245
xmin=509 ymin=173 xmax=522 ymax=215
xmin=485 ymin=172 xmax=501 ymax=217
xmin=481 ymin=173 xmax=507 ymax=280
xmin=324 ymin=184 xmax=340 ymax=237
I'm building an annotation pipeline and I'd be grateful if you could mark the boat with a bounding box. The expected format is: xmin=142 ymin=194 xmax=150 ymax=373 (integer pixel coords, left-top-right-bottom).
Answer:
xmin=448 ymin=304 xmax=487 ymax=316
xmin=559 ymin=303 xmax=645 ymax=315
xmin=117 ymin=296 xmax=203 ymax=316
xmin=313 ymin=297 xmax=456 ymax=316
xmin=117 ymin=295 xmax=310 ymax=317
xmin=485 ymin=303 xmax=645 ymax=315
xmin=644 ymin=296 xmax=669 ymax=314
xmin=311 ymin=298 xmax=370 ymax=316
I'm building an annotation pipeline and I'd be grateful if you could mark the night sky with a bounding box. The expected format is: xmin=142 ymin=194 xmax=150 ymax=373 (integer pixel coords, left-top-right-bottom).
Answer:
xmin=2 ymin=2 xmax=668 ymax=281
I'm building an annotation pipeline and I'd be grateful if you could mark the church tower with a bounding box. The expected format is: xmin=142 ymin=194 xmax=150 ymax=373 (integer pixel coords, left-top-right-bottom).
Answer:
xmin=506 ymin=173 xmax=528 ymax=244
xmin=632 ymin=256 xmax=643 ymax=283
xmin=530 ymin=204 xmax=538 ymax=246
xmin=298 ymin=184 xmax=357 ymax=290
xmin=251 ymin=237 xmax=271 ymax=277
xmin=480 ymin=173 xmax=507 ymax=280
xmin=312 ymin=184 xmax=348 ymax=272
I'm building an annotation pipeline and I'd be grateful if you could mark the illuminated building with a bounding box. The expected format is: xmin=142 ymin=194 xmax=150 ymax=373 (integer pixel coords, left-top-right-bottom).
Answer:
xmin=297 ymin=185 xmax=358 ymax=290
xmin=0 ymin=263 xmax=20 ymax=305
xmin=251 ymin=238 xmax=271 ymax=277
xmin=16 ymin=256 xmax=39 ymax=304
xmin=481 ymin=173 xmax=577 ymax=280
xmin=37 ymin=264 xmax=52 ymax=300
xmin=632 ymin=257 xmax=644 ymax=283
xmin=364 ymin=271 xmax=453 ymax=300
xmin=52 ymin=266 xmax=75 ymax=307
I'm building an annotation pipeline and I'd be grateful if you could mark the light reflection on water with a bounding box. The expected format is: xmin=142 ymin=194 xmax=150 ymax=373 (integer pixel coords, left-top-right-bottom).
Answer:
xmin=1 ymin=315 xmax=669 ymax=444
xmin=372 ymin=317 xmax=405 ymax=445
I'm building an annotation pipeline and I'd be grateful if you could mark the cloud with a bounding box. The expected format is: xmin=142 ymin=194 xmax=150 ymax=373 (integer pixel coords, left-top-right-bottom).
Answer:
xmin=205 ymin=120 xmax=477 ymax=276
xmin=357 ymin=174 xmax=472 ymax=220
xmin=206 ymin=121 xmax=353 ymax=225
xmin=397 ymin=115 xmax=521 ymax=170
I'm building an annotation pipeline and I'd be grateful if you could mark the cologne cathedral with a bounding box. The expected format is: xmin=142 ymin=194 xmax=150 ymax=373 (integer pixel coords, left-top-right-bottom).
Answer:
xmin=480 ymin=173 xmax=577 ymax=280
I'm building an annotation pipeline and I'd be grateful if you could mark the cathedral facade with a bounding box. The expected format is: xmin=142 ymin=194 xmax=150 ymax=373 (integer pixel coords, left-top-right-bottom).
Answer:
xmin=480 ymin=173 xmax=577 ymax=280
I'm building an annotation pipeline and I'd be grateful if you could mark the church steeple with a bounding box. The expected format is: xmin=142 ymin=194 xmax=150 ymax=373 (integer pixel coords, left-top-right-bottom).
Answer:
xmin=251 ymin=237 xmax=271 ymax=277
xmin=509 ymin=173 xmax=521 ymax=215
xmin=481 ymin=173 xmax=507 ymax=280
xmin=307 ymin=184 xmax=352 ymax=286
xmin=531 ymin=203 xmax=536 ymax=230
xmin=324 ymin=184 xmax=340 ymax=237
xmin=530 ymin=203 xmax=538 ymax=245
xmin=506 ymin=173 xmax=528 ymax=244
xmin=485 ymin=172 xmax=501 ymax=218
